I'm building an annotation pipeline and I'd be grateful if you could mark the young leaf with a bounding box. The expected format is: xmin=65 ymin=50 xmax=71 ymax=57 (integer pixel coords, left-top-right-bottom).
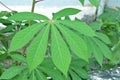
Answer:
xmin=27 ymin=25 xmax=50 ymax=72
xmin=58 ymin=24 xmax=89 ymax=61
xmin=0 ymin=66 xmax=26 ymax=79
xmin=51 ymin=25 xmax=71 ymax=76
xmin=58 ymin=20 xmax=96 ymax=37
xmin=10 ymin=53 xmax=26 ymax=63
xmin=89 ymin=0 xmax=99 ymax=7
xmin=79 ymin=0 xmax=85 ymax=5
xmin=53 ymin=8 xmax=81 ymax=19
xmin=9 ymin=22 xmax=46 ymax=52
xmin=8 ymin=12 xmax=49 ymax=21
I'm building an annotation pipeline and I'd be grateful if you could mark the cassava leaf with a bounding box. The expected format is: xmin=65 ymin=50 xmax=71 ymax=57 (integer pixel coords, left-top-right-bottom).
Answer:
xmin=79 ymin=0 xmax=85 ymax=5
xmin=95 ymin=32 xmax=111 ymax=44
xmin=93 ymin=38 xmax=112 ymax=60
xmin=10 ymin=53 xmax=26 ymax=63
xmin=39 ymin=67 xmax=65 ymax=80
xmin=58 ymin=20 xmax=96 ymax=37
xmin=57 ymin=24 xmax=89 ymax=61
xmin=71 ymin=59 xmax=88 ymax=68
xmin=53 ymin=8 xmax=80 ymax=19
xmin=0 ymin=66 xmax=26 ymax=79
xmin=29 ymin=71 xmax=37 ymax=80
xmin=51 ymin=25 xmax=71 ymax=77
xmin=9 ymin=22 xmax=46 ymax=52
xmin=111 ymin=41 xmax=120 ymax=64
xmin=89 ymin=22 xmax=102 ymax=30
xmin=69 ymin=70 xmax=82 ymax=80
xmin=8 ymin=12 xmax=49 ymax=21
xmin=35 ymin=69 xmax=47 ymax=80
xmin=70 ymin=67 xmax=89 ymax=79
xmin=87 ymin=38 xmax=103 ymax=65
xmin=89 ymin=0 xmax=99 ymax=7
xmin=27 ymin=24 xmax=50 ymax=72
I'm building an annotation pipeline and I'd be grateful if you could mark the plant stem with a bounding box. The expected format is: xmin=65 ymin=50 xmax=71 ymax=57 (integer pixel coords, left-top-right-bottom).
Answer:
xmin=0 ymin=38 xmax=11 ymax=40
xmin=22 ymin=0 xmax=36 ymax=55
xmin=28 ymin=0 xmax=36 ymax=26
xmin=31 ymin=0 xmax=36 ymax=13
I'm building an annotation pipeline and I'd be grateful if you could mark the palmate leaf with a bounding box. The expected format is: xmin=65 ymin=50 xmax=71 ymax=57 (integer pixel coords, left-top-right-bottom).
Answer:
xmin=84 ymin=37 xmax=112 ymax=65
xmin=27 ymin=24 xmax=50 ymax=72
xmin=8 ymin=7 xmax=112 ymax=78
xmin=9 ymin=22 xmax=46 ymax=52
xmin=58 ymin=20 xmax=96 ymax=37
xmin=51 ymin=25 xmax=71 ymax=77
xmin=8 ymin=12 xmax=49 ymax=21
xmin=0 ymin=66 xmax=26 ymax=79
xmin=53 ymin=8 xmax=81 ymax=19
xmin=57 ymin=23 xmax=89 ymax=61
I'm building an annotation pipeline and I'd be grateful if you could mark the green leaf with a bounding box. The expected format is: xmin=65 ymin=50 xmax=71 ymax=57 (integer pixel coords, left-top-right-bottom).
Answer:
xmin=8 ymin=12 xmax=49 ymax=21
xmin=10 ymin=53 xmax=26 ymax=63
xmin=53 ymin=8 xmax=80 ymax=19
xmin=0 ymin=25 xmax=15 ymax=33
xmin=0 ymin=66 xmax=26 ymax=79
xmin=35 ymin=69 xmax=47 ymax=80
xmin=95 ymin=32 xmax=111 ymax=44
xmin=71 ymin=67 xmax=89 ymax=79
xmin=27 ymin=25 xmax=50 ymax=72
xmin=93 ymin=38 xmax=112 ymax=60
xmin=79 ymin=0 xmax=85 ymax=5
xmin=59 ymin=20 xmax=96 ymax=37
xmin=58 ymin=24 xmax=89 ymax=61
xmin=12 ymin=71 xmax=28 ymax=80
xmin=87 ymin=38 xmax=103 ymax=65
xmin=69 ymin=70 xmax=82 ymax=80
xmin=89 ymin=22 xmax=102 ymax=30
xmin=71 ymin=59 xmax=88 ymax=68
xmin=89 ymin=0 xmax=99 ymax=7
xmin=111 ymin=41 xmax=120 ymax=64
xmin=51 ymin=25 xmax=71 ymax=76
xmin=9 ymin=22 xmax=46 ymax=52
xmin=0 ymin=11 xmax=10 ymax=17
xmin=29 ymin=71 xmax=37 ymax=80
xmin=39 ymin=67 xmax=65 ymax=80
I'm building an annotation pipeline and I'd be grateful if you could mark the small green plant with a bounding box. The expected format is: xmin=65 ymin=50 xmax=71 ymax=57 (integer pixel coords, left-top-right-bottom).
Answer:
xmin=99 ymin=7 xmax=120 ymax=64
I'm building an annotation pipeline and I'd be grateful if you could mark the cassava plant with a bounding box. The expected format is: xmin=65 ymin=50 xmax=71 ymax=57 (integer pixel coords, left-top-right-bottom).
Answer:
xmin=0 ymin=0 xmax=113 ymax=80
